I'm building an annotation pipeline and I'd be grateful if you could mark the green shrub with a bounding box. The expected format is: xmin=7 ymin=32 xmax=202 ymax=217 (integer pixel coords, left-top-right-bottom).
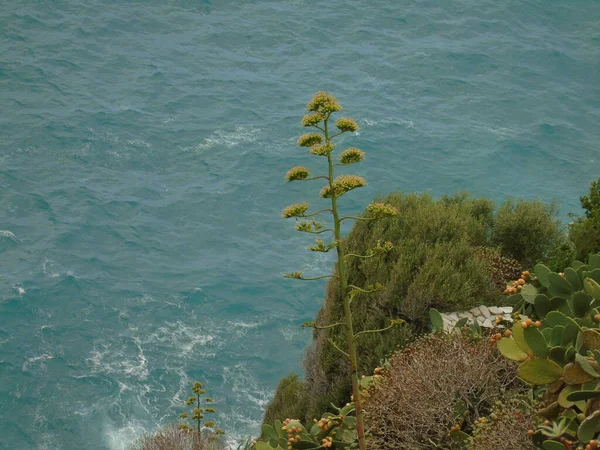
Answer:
xmin=266 ymin=192 xmax=564 ymax=427
xmin=473 ymin=246 xmax=523 ymax=292
xmin=363 ymin=332 xmax=519 ymax=450
xmin=261 ymin=374 xmax=306 ymax=428
xmin=295 ymin=192 xmax=503 ymax=422
xmin=491 ymin=198 xmax=564 ymax=267
xmin=569 ymin=178 xmax=600 ymax=261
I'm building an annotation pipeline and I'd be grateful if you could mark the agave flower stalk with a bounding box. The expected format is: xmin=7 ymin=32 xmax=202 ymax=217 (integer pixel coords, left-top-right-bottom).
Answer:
xmin=282 ymin=92 xmax=403 ymax=450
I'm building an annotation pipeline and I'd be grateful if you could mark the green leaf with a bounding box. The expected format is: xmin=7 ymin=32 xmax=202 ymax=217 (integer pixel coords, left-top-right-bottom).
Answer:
xmin=549 ymin=346 xmax=567 ymax=365
xmin=566 ymin=346 xmax=576 ymax=363
xmin=563 ymin=323 xmax=580 ymax=346
xmin=497 ymin=337 xmax=528 ymax=362
xmin=262 ymin=424 xmax=278 ymax=441
xmin=590 ymin=255 xmax=600 ymax=270
xmin=573 ymin=291 xmax=593 ymax=317
xmin=454 ymin=317 xmax=469 ymax=329
xmin=572 ymin=261 xmax=587 ymax=271
xmin=535 ymin=294 xmax=553 ymax=319
xmin=576 ymin=354 xmax=600 ymax=378
xmin=564 ymin=267 xmax=583 ymax=291
xmin=506 ymin=293 xmax=523 ymax=306
xmin=521 ymin=284 xmax=539 ymax=304
xmin=524 ymin=326 xmax=549 ymax=358
xmin=512 ymin=321 xmax=533 ymax=356
xmin=429 ymin=308 xmax=444 ymax=332
xmin=254 ymin=442 xmax=273 ymax=450
xmin=542 ymin=440 xmax=567 ymax=450
xmin=585 ymin=278 xmax=600 ymax=300
xmin=558 ymin=385 xmax=581 ymax=408
xmin=536 ymin=264 xmax=552 ymax=287
xmin=551 ymin=326 xmax=565 ymax=347
xmin=546 ymin=311 xmax=579 ymax=329
xmin=583 ymin=329 xmax=600 ymax=351
xmin=549 ymin=272 xmax=575 ymax=298
xmin=591 ymin=268 xmax=600 ymax=284
xmin=518 ymin=358 xmax=563 ymax=385
xmin=551 ymin=296 xmax=573 ymax=316
xmin=566 ymin=390 xmax=600 ymax=402
xmin=578 ymin=410 xmax=600 ymax=442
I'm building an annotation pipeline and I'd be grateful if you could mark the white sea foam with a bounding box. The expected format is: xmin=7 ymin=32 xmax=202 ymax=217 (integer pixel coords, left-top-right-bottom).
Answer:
xmin=87 ymin=337 xmax=149 ymax=380
xmin=14 ymin=286 xmax=25 ymax=296
xmin=0 ymin=230 xmax=17 ymax=240
xmin=104 ymin=421 xmax=146 ymax=450
xmin=42 ymin=258 xmax=61 ymax=278
xmin=222 ymin=364 xmax=271 ymax=409
xmin=184 ymin=126 xmax=261 ymax=151
xmin=22 ymin=353 xmax=54 ymax=371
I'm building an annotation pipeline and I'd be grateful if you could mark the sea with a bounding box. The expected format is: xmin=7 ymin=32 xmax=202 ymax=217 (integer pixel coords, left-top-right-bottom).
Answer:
xmin=0 ymin=1 xmax=598 ymax=448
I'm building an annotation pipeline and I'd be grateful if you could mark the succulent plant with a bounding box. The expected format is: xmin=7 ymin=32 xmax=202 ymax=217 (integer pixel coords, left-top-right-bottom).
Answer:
xmin=255 ymin=403 xmax=359 ymax=450
xmin=496 ymin=254 xmax=600 ymax=448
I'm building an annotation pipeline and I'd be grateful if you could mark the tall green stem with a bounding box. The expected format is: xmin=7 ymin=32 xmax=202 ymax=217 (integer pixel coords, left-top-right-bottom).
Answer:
xmin=324 ymin=117 xmax=367 ymax=450
xmin=196 ymin=393 xmax=201 ymax=434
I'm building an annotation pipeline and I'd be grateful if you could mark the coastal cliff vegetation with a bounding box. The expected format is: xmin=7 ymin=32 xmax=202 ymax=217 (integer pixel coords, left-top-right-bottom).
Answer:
xmin=134 ymin=92 xmax=600 ymax=450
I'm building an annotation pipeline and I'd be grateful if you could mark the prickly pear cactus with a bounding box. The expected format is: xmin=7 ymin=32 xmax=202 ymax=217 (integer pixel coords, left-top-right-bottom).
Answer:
xmin=496 ymin=254 xmax=600 ymax=449
xmin=255 ymin=403 xmax=359 ymax=450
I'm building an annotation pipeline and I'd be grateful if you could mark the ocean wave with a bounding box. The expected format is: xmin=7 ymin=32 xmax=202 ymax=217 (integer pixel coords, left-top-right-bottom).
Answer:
xmin=182 ymin=126 xmax=261 ymax=151
xmin=22 ymin=353 xmax=54 ymax=372
xmin=87 ymin=337 xmax=149 ymax=381
xmin=0 ymin=230 xmax=17 ymax=240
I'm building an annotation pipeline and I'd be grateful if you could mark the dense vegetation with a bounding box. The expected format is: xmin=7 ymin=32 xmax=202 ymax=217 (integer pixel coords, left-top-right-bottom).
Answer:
xmin=267 ymin=191 xmax=565 ymax=424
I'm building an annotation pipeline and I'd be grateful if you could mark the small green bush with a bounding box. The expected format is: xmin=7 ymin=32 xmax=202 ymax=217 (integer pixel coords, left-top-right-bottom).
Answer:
xmin=261 ymin=373 xmax=306 ymax=428
xmin=491 ymin=198 xmax=564 ymax=267
xmin=569 ymin=178 xmax=600 ymax=260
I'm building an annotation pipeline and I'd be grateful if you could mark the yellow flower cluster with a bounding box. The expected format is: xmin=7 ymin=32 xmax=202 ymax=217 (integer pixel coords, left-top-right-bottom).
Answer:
xmin=309 ymin=143 xmax=334 ymax=156
xmin=282 ymin=202 xmax=309 ymax=218
xmin=297 ymin=132 xmax=323 ymax=147
xmin=319 ymin=175 xmax=367 ymax=198
xmin=302 ymin=112 xmax=325 ymax=127
xmin=306 ymin=91 xmax=342 ymax=114
xmin=366 ymin=202 xmax=399 ymax=218
xmin=285 ymin=166 xmax=310 ymax=182
xmin=335 ymin=117 xmax=359 ymax=132
xmin=339 ymin=147 xmax=365 ymax=165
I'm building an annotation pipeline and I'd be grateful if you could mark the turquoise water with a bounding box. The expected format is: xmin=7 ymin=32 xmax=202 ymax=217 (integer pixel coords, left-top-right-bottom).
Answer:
xmin=0 ymin=1 xmax=598 ymax=448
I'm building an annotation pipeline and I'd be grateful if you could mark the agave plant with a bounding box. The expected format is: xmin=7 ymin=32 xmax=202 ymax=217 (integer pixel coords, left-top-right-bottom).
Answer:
xmin=280 ymin=92 xmax=404 ymax=450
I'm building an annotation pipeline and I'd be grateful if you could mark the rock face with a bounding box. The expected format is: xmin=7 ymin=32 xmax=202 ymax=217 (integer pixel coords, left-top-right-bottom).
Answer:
xmin=439 ymin=306 xmax=513 ymax=332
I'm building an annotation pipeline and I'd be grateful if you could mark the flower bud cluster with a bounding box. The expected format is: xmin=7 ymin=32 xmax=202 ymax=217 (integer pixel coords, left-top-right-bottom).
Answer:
xmin=335 ymin=117 xmax=359 ymax=132
xmin=339 ymin=147 xmax=365 ymax=165
xmin=281 ymin=419 xmax=304 ymax=450
xmin=286 ymin=166 xmax=310 ymax=181
xmin=306 ymin=91 xmax=342 ymax=114
xmin=297 ymin=132 xmax=323 ymax=147
xmin=504 ymin=271 xmax=530 ymax=295
xmin=302 ymin=112 xmax=325 ymax=127
xmin=319 ymin=175 xmax=367 ymax=198
xmin=310 ymin=143 xmax=334 ymax=156
xmin=366 ymin=202 xmax=399 ymax=218
xmin=282 ymin=202 xmax=309 ymax=218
